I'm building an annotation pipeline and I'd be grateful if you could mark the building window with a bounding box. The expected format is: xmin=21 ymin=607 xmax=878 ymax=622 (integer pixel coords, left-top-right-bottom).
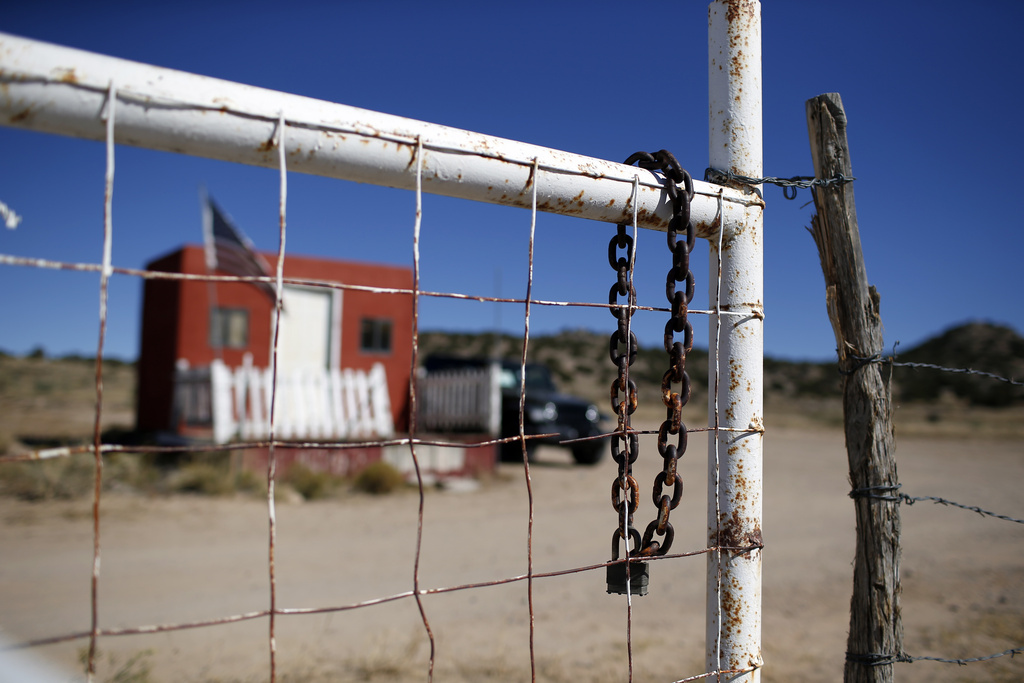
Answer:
xmin=210 ymin=307 xmax=249 ymax=349
xmin=360 ymin=318 xmax=392 ymax=354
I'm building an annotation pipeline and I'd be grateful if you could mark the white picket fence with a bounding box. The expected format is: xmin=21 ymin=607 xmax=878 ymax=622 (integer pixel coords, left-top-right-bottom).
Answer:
xmin=173 ymin=356 xmax=394 ymax=444
xmin=416 ymin=364 xmax=501 ymax=437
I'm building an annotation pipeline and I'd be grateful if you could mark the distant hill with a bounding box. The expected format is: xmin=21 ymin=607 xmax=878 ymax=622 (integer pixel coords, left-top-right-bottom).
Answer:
xmin=0 ymin=352 xmax=136 ymax=452
xmin=892 ymin=322 xmax=1024 ymax=407
xmin=419 ymin=321 xmax=1023 ymax=408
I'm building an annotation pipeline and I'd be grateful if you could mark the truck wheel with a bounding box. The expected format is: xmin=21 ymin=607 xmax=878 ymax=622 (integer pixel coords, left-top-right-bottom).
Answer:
xmin=571 ymin=443 xmax=604 ymax=465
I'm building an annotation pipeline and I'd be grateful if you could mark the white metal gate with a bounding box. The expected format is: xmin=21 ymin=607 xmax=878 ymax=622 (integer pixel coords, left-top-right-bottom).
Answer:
xmin=0 ymin=1 xmax=764 ymax=679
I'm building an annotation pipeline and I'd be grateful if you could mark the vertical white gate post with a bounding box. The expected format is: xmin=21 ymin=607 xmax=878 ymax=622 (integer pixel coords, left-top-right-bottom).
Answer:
xmin=707 ymin=1 xmax=764 ymax=680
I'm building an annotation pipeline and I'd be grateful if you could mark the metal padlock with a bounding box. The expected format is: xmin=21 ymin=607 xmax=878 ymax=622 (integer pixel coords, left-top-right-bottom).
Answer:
xmin=606 ymin=560 xmax=649 ymax=596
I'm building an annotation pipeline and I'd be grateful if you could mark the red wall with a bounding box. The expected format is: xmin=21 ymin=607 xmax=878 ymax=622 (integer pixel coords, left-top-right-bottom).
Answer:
xmin=136 ymin=250 xmax=182 ymax=433
xmin=136 ymin=245 xmax=413 ymax=434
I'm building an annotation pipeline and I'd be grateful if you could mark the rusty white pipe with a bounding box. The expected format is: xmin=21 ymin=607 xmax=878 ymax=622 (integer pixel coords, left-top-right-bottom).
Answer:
xmin=707 ymin=1 xmax=764 ymax=681
xmin=0 ymin=32 xmax=755 ymax=236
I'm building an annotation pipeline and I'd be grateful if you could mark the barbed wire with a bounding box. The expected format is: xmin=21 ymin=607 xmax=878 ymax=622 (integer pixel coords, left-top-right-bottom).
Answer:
xmin=847 ymin=645 xmax=1024 ymax=667
xmin=849 ymin=485 xmax=1024 ymax=525
xmin=902 ymin=494 xmax=1024 ymax=524
xmin=845 ymin=352 xmax=1024 ymax=387
xmin=843 ymin=338 xmax=1023 ymax=673
xmin=889 ymin=359 xmax=1023 ymax=386
xmin=704 ymin=167 xmax=855 ymax=200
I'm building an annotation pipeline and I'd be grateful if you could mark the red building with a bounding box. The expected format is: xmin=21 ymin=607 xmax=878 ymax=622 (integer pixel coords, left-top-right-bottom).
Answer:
xmin=136 ymin=244 xmax=414 ymax=438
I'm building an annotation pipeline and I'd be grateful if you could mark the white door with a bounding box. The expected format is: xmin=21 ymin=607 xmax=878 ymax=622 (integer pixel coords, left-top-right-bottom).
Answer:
xmin=275 ymin=285 xmax=336 ymax=373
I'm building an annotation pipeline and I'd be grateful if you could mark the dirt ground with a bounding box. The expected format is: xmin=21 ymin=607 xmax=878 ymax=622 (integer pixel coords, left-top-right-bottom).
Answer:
xmin=1 ymin=424 xmax=1022 ymax=682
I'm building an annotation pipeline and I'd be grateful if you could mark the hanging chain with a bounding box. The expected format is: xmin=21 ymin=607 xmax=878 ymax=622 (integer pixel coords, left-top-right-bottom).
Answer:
xmin=607 ymin=220 xmax=640 ymax=563
xmin=626 ymin=150 xmax=696 ymax=558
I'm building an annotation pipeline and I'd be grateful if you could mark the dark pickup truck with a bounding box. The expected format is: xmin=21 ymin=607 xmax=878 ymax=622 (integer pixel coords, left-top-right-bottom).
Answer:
xmin=422 ymin=356 xmax=608 ymax=465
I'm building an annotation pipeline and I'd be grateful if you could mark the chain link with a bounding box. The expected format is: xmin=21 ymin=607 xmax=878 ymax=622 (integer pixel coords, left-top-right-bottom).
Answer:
xmin=630 ymin=150 xmax=696 ymax=558
xmin=608 ymin=220 xmax=641 ymax=560
xmin=608 ymin=150 xmax=695 ymax=561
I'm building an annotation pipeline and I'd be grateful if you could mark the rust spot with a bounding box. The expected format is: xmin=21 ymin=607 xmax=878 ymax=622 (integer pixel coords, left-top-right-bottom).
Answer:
xmin=56 ymin=68 xmax=78 ymax=84
xmin=607 ymin=198 xmax=616 ymax=207
xmin=524 ymin=163 xmax=536 ymax=190
xmin=716 ymin=508 xmax=763 ymax=552
xmin=9 ymin=107 xmax=32 ymax=123
xmin=725 ymin=0 xmax=757 ymax=25
xmin=256 ymin=133 xmax=276 ymax=153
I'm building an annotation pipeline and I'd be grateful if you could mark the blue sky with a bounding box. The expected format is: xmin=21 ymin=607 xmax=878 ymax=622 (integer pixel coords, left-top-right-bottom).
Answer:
xmin=1 ymin=1 xmax=1021 ymax=362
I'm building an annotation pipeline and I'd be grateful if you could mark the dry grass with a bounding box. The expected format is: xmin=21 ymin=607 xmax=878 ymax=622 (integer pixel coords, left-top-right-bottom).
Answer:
xmin=0 ymin=354 xmax=135 ymax=452
xmin=910 ymin=611 xmax=1024 ymax=683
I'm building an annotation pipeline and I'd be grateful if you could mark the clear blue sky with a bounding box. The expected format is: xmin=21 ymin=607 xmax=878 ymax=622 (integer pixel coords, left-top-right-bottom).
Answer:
xmin=1 ymin=1 xmax=1021 ymax=362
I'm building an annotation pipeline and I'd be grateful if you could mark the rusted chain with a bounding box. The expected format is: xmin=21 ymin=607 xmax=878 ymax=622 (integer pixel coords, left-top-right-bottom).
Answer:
xmin=608 ymin=218 xmax=641 ymax=564
xmin=623 ymin=150 xmax=696 ymax=559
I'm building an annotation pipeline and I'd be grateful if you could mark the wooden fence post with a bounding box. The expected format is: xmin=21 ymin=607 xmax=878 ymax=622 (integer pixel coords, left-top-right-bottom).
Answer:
xmin=805 ymin=92 xmax=902 ymax=682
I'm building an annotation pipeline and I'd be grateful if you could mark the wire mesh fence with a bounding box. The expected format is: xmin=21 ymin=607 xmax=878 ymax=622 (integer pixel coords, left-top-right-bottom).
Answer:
xmin=1 ymin=65 xmax=1021 ymax=683
xmin=0 ymin=34 xmax=765 ymax=682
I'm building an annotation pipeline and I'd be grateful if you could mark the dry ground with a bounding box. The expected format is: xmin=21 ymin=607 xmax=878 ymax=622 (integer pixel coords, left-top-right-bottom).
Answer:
xmin=1 ymin=417 xmax=1022 ymax=682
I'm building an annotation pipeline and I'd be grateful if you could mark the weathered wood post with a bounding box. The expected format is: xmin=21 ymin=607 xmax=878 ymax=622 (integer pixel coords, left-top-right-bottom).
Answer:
xmin=805 ymin=92 xmax=902 ymax=683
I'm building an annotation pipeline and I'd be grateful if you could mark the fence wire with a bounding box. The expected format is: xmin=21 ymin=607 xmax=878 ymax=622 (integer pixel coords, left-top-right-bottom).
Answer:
xmin=846 ymin=350 xmax=1024 ymax=387
xmin=847 ymin=646 xmax=1024 ymax=667
xmin=845 ymin=353 xmax=1024 ymax=672
xmin=0 ymin=113 xmax=742 ymax=683
xmin=851 ymin=485 xmax=1024 ymax=526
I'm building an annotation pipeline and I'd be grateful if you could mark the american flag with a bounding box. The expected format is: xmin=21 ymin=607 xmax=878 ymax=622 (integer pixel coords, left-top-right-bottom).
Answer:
xmin=201 ymin=194 xmax=277 ymax=303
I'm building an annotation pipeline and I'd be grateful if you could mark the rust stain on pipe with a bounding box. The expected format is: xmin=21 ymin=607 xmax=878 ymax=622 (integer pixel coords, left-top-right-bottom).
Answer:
xmin=716 ymin=508 xmax=763 ymax=552
xmin=9 ymin=106 xmax=32 ymax=123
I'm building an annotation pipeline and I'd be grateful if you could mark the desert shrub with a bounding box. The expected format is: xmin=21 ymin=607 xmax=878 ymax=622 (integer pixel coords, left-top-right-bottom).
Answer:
xmin=234 ymin=468 xmax=266 ymax=495
xmin=283 ymin=463 xmax=340 ymax=500
xmin=79 ymin=648 xmax=153 ymax=683
xmin=0 ymin=456 xmax=95 ymax=500
xmin=102 ymin=452 xmax=161 ymax=493
xmin=353 ymin=460 xmax=406 ymax=495
xmin=168 ymin=462 xmax=234 ymax=496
